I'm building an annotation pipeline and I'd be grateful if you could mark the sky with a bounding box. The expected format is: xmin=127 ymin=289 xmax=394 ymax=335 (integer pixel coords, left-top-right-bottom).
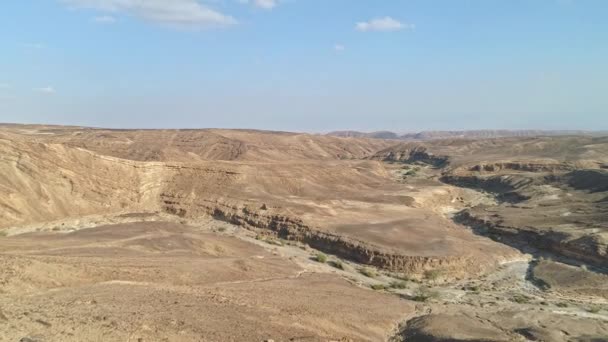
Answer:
xmin=1 ymin=0 xmax=607 ymax=132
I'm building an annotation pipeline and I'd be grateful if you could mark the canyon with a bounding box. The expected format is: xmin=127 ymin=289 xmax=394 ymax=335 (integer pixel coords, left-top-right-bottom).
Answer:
xmin=1 ymin=124 xmax=607 ymax=341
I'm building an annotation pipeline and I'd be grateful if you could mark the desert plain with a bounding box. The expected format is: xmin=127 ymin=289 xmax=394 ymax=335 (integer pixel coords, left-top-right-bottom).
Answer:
xmin=1 ymin=124 xmax=607 ymax=341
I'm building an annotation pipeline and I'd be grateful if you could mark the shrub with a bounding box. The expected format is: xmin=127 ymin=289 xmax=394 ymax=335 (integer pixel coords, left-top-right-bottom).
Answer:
xmin=315 ymin=253 xmax=327 ymax=263
xmin=586 ymin=306 xmax=601 ymax=314
xmin=217 ymin=227 xmax=227 ymax=232
xmin=358 ymin=268 xmax=376 ymax=278
xmin=370 ymin=284 xmax=387 ymax=291
xmin=0 ymin=231 xmax=7 ymax=237
xmin=330 ymin=260 xmax=344 ymax=270
xmin=264 ymin=238 xmax=283 ymax=246
xmin=393 ymin=273 xmax=411 ymax=282
xmin=424 ymin=269 xmax=442 ymax=281
xmin=556 ymin=302 xmax=569 ymax=308
xmin=412 ymin=288 xmax=439 ymax=302
xmin=389 ymin=281 xmax=408 ymax=289
xmin=510 ymin=294 xmax=531 ymax=304
xmin=467 ymin=285 xmax=480 ymax=293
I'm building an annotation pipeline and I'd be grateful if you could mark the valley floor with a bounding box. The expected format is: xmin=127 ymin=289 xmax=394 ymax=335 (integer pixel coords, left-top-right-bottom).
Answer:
xmin=1 ymin=215 xmax=607 ymax=342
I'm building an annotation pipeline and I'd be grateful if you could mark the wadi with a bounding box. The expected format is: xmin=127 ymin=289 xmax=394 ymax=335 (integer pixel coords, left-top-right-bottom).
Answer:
xmin=0 ymin=124 xmax=606 ymax=341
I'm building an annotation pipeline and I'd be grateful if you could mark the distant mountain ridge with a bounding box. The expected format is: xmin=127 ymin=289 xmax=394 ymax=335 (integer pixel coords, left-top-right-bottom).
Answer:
xmin=327 ymin=129 xmax=606 ymax=140
xmin=325 ymin=130 xmax=399 ymax=139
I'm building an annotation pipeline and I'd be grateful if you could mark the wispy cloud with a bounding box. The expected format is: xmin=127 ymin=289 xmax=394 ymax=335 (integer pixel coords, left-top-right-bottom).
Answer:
xmin=62 ymin=0 xmax=237 ymax=29
xmin=356 ymin=17 xmax=413 ymax=32
xmin=93 ymin=15 xmax=117 ymax=23
xmin=334 ymin=44 xmax=345 ymax=52
xmin=35 ymin=86 xmax=56 ymax=94
xmin=254 ymin=0 xmax=277 ymax=9
xmin=239 ymin=0 xmax=278 ymax=10
xmin=21 ymin=43 xmax=45 ymax=49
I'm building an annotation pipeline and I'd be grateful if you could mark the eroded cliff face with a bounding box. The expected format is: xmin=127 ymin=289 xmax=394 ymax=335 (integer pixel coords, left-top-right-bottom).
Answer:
xmin=370 ymin=136 xmax=608 ymax=270
xmin=441 ymin=162 xmax=608 ymax=268
xmin=160 ymin=193 xmax=498 ymax=278
xmin=370 ymin=144 xmax=449 ymax=167
xmin=2 ymin=126 xmax=606 ymax=279
xmin=455 ymin=211 xmax=608 ymax=268
xmin=0 ymin=136 xmax=165 ymax=228
xmin=1 ymin=130 xmax=514 ymax=279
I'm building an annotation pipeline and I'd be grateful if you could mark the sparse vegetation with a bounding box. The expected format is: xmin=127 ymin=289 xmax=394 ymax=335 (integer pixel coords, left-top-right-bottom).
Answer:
xmin=392 ymin=273 xmax=411 ymax=282
xmin=358 ymin=267 xmax=376 ymax=278
xmin=264 ymin=238 xmax=284 ymax=246
xmin=424 ymin=269 xmax=442 ymax=281
xmin=330 ymin=260 xmax=344 ymax=270
xmin=314 ymin=253 xmax=327 ymax=263
xmin=586 ymin=306 xmax=601 ymax=314
xmin=217 ymin=227 xmax=227 ymax=232
xmin=556 ymin=302 xmax=569 ymax=308
xmin=388 ymin=281 xmax=408 ymax=289
xmin=466 ymin=285 xmax=480 ymax=293
xmin=370 ymin=284 xmax=387 ymax=291
xmin=510 ymin=294 xmax=531 ymax=304
xmin=0 ymin=231 xmax=7 ymax=237
xmin=411 ymin=288 xmax=439 ymax=302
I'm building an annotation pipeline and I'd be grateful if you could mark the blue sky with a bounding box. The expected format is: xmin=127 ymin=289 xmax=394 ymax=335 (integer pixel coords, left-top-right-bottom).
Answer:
xmin=1 ymin=0 xmax=607 ymax=132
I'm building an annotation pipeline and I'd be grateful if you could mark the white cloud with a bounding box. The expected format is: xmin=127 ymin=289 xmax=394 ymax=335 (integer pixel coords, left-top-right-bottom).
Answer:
xmin=356 ymin=17 xmax=413 ymax=32
xmin=254 ymin=0 xmax=277 ymax=9
xmin=334 ymin=44 xmax=345 ymax=52
xmin=93 ymin=15 xmax=117 ymax=23
xmin=22 ymin=43 xmax=45 ymax=49
xmin=62 ymin=0 xmax=237 ymax=29
xmin=35 ymin=86 xmax=55 ymax=94
xmin=239 ymin=0 xmax=278 ymax=10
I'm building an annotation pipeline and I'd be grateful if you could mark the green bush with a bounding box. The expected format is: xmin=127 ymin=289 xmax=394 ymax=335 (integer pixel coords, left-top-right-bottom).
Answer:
xmin=412 ymin=288 xmax=439 ymax=302
xmin=389 ymin=281 xmax=408 ymax=289
xmin=586 ymin=306 xmax=601 ymax=313
xmin=358 ymin=268 xmax=376 ymax=278
xmin=424 ymin=269 xmax=442 ymax=281
xmin=263 ymin=238 xmax=283 ymax=246
xmin=315 ymin=253 xmax=327 ymax=263
xmin=510 ymin=294 xmax=531 ymax=304
xmin=465 ymin=285 xmax=480 ymax=294
xmin=371 ymin=284 xmax=387 ymax=291
xmin=330 ymin=260 xmax=344 ymax=270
